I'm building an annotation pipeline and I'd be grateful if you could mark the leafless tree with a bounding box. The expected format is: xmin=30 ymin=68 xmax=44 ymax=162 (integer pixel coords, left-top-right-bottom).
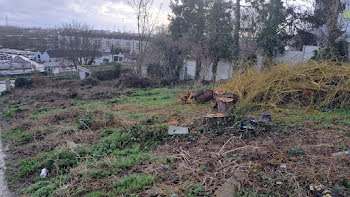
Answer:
xmin=129 ymin=0 xmax=159 ymax=75
xmin=57 ymin=21 xmax=102 ymax=65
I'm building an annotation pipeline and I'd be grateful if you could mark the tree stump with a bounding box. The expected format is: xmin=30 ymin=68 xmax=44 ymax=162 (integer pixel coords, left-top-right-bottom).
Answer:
xmin=216 ymin=97 xmax=235 ymax=113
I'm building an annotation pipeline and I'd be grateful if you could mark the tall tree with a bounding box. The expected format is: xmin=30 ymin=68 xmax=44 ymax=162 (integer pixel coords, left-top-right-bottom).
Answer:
xmin=169 ymin=0 xmax=208 ymax=80
xmin=57 ymin=21 xmax=101 ymax=65
xmin=130 ymin=0 xmax=156 ymax=75
xmin=256 ymin=0 xmax=287 ymax=62
xmin=207 ymin=0 xmax=234 ymax=82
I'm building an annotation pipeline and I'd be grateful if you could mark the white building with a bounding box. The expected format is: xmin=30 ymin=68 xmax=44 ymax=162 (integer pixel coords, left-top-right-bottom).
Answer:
xmin=41 ymin=52 xmax=50 ymax=62
xmin=100 ymin=38 xmax=141 ymax=55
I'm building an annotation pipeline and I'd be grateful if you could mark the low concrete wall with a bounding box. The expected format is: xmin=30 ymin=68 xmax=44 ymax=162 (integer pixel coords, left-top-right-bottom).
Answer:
xmin=275 ymin=46 xmax=319 ymax=64
xmin=180 ymin=60 xmax=233 ymax=81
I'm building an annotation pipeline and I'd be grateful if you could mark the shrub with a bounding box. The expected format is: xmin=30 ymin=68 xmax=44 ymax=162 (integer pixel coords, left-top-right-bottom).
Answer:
xmin=81 ymin=78 xmax=99 ymax=86
xmin=92 ymin=63 xmax=121 ymax=81
xmin=15 ymin=77 xmax=32 ymax=88
xmin=32 ymin=71 xmax=47 ymax=86
xmin=116 ymin=69 xmax=153 ymax=88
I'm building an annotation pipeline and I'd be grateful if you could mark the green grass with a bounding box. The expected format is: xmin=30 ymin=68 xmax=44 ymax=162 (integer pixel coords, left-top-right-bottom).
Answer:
xmin=125 ymin=113 xmax=145 ymax=119
xmin=113 ymin=174 xmax=155 ymax=194
xmin=2 ymin=104 xmax=22 ymax=118
xmin=287 ymin=147 xmax=303 ymax=155
xmin=29 ymin=107 xmax=57 ymax=119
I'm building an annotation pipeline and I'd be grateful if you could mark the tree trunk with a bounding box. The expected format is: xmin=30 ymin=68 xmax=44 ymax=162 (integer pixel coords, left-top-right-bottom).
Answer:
xmin=233 ymin=0 xmax=241 ymax=61
xmin=195 ymin=54 xmax=202 ymax=80
xmin=212 ymin=59 xmax=218 ymax=83
xmin=216 ymin=97 xmax=235 ymax=113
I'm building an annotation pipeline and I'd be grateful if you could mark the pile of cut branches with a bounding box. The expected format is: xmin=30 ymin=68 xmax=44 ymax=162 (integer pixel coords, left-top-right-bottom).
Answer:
xmin=220 ymin=61 xmax=350 ymax=109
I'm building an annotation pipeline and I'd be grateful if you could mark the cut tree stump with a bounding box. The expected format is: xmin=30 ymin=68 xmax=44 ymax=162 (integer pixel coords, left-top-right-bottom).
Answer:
xmin=216 ymin=97 xmax=235 ymax=113
xmin=203 ymin=113 xmax=226 ymax=125
xmin=193 ymin=90 xmax=214 ymax=104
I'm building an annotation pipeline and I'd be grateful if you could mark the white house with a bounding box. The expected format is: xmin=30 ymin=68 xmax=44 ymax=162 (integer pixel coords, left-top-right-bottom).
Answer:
xmin=41 ymin=52 xmax=50 ymax=62
xmin=32 ymin=51 xmax=43 ymax=61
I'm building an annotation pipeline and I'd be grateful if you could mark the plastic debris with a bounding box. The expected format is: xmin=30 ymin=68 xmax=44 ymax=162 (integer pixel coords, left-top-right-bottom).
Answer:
xmin=40 ymin=168 xmax=47 ymax=178
xmin=280 ymin=163 xmax=287 ymax=169
xmin=331 ymin=150 xmax=350 ymax=156
xmin=168 ymin=126 xmax=189 ymax=135
xmin=262 ymin=114 xmax=272 ymax=121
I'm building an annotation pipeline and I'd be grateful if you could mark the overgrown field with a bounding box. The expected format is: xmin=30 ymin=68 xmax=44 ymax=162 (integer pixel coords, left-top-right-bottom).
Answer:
xmin=0 ymin=77 xmax=349 ymax=196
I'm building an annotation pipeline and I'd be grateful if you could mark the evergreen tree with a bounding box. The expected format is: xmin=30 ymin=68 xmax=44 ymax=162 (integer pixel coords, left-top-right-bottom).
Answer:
xmin=207 ymin=0 xmax=234 ymax=82
xmin=256 ymin=0 xmax=287 ymax=61
xmin=169 ymin=0 xmax=208 ymax=80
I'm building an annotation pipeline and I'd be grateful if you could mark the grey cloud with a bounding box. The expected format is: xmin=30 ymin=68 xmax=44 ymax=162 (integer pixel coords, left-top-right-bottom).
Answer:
xmin=0 ymin=0 xmax=171 ymax=31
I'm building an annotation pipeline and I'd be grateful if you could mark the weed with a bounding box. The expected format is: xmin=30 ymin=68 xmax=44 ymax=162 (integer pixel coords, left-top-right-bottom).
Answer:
xmin=90 ymin=170 xmax=111 ymax=179
xmin=78 ymin=112 xmax=94 ymax=130
xmin=2 ymin=104 xmax=22 ymax=118
xmin=19 ymin=148 xmax=78 ymax=177
xmin=113 ymin=174 xmax=155 ymax=194
xmin=183 ymin=183 xmax=204 ymax=197
xmin=287 ymin=147 xmax=303 ymax=155
xmin=29 ymin=107 xmax=56 ymax=119
xmin=84 ymin=191 xmax=107 ymax=197
xmin=199 ymin=164 xmax=206 ymax=171
xmin=94 ymin=131 xmax=131 ymax=155
xmin=125 ymin=113 xmax=145 ymax=119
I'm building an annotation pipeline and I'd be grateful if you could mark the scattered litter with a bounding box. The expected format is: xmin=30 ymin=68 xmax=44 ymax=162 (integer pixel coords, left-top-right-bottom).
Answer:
xmin=66 ymin=141 xmax=78 ymax=149
xmin=179 ymin=90 xmax=195 ymax=104
xmin=332 ymin=150 xmax=350 ymax=157
xmin=40 ymin=168 xmax=47 ymax=178
xmin=280 ymin=163 xmax=287 ymax=169
xmin=168 ymin=126 xmax=189 ymax=135
xmin=262 ymin=114 xmax=272 ymax=121
xmin=309 ymin=184 xmax=336 ymax=197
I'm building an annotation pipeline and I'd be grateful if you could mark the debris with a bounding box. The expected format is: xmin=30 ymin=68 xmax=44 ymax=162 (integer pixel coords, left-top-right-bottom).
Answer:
xmin=204 ymin=113 xmax=226 ymax=124
xmin=214 ymin=171 xmax=244 ymax=197
xmin=309 ymin=184 xmax=338 ymax=197
xmin=168 ymin=126 xmax=189 ymax=135
xmin=239 ymin=121 xmax=255 ymax=133
xmin=116 ymin=69 xmax=153 ymax=88
xmin=66 ymin=141 xmax=78 ymax=150
xmin=179 ymin=90 xmax=195 ymax=104
xmin=193 ymin=90 xmax=214 ymax=104
xmin=262 ymin=114 xmax=272 ymax=121
xmin=331 ymin=150 xmax=350 ymax=157
xmin=205 ymin=113 xmax=225 ymax=118
xmin=40 ymin=168 xmax=47 ymax=178
xmin=220 ymin=61 xmax=350 ymax=109
xmin=280 ymin=163 xmax=287 ymax=170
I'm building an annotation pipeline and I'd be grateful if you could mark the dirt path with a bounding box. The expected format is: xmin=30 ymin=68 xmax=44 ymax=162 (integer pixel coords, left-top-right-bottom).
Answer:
xmin=0 ymin=129 xmax=13 ymax=197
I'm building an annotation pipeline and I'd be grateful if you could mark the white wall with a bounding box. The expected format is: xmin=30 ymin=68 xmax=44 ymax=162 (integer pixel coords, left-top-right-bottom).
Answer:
xmin=275 ymin=46 xmax=319 ymax=64
xmin=180 ymin=60 xmax=233 ymax=81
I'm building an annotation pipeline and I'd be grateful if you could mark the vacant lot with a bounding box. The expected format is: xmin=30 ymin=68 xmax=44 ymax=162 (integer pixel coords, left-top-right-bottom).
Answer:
xmin=0 ymin=78 xmax=349 ymax=197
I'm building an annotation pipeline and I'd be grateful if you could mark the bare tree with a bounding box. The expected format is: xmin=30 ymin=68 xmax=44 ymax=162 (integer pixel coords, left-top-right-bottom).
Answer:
xmin=57 ymin=21 xmax=101 ymax=65
xmin=129 ymin=0 xmax=158 ymax=75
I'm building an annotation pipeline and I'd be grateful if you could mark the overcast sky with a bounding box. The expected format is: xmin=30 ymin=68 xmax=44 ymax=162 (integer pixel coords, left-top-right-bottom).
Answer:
xmin=0 ymin=0 xmax=312 ymax=32
xmin=0 ymin=0 xmax=171 ymax=32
